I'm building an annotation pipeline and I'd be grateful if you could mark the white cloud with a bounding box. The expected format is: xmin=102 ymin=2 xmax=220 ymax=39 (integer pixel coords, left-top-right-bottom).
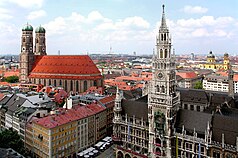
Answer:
xmin=27 ymin=10 xmax=46 ymax=20
xmin=182 ymin=5 xmax=208 ymax=14
xmin=116 ymin=16 xmax=150 ymax=29
xmin=168 ymin=15 xmax=236 ymax=39
xmin=0 ymin=8 xmax=12 ymax=20
xmin=9 ymin=0 xmax=44 ymax=8
xmin=43 ymin=17 xmax=67 ymax=35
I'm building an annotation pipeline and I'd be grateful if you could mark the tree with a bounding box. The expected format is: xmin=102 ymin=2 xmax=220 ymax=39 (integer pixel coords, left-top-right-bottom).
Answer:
xmin=0 ymin=128 xmax=24 ymax=154
xmin=194 ymin=81 xmax=203 ymax=89
xmin=4 ymin=75 xmax=19 ymax=83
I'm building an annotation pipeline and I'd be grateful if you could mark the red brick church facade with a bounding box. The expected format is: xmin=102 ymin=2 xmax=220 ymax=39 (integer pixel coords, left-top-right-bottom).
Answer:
xmin=19 ymin=24 xmax=103 ymax=92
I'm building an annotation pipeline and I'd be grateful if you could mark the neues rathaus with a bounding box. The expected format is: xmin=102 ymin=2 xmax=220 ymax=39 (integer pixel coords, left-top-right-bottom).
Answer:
xmin=113 ymin=5 xmax=238 ymax=158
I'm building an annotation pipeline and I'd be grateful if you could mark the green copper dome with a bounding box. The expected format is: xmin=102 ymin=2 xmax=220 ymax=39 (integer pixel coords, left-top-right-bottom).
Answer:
xmin=35 ymin=25 xmax=46 ymax=33
xmin=22 ymin=23 xmax=33 ymax=31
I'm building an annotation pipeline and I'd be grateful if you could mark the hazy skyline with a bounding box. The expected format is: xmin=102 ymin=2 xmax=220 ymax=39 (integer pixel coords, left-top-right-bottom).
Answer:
xmin=0 ymin=0 xmax=238 ymax=55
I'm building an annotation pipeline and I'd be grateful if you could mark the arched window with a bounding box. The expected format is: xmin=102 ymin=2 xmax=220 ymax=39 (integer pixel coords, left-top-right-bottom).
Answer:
xmin=65 ymin=80 xmax=67 ymax=90
xmin=76 ymin=81 xmax=79 ymax=92
xmin=23 ymin=37 xmax=26 ymax=42
xmin=125 ymin=154 xmax=131 ymax=158
xmin=164 ymin=33 xmax=166 ymax=41
xmin=156 ymin=85 xmax=160 ymax=92
xmin=117 ymin=151 xmax=124 ymax=158
xmin=49 ymin=79 xmax=51 ymax=86
xmin=44 ymin=79 xmax=46 ymax=85
xmin=165 ymin=49 xmax=168 ymax=58
xmin=54 ymin=80 xmax=56 ymax=87
xmin=161 ymin=34 xmax=163 ymax=41
xmin=160 ymin=49 xmax=163 ymax=58
xmin=39 ymin=79 xmax=41 ymax=84
xmin=70 ymin=80 xmax=73 ymax=91
xmin=161 ymin=86 xmax=165 ymax=93
xmin=94 ymin=80 xmax=97 ymax=86
xmin=59 ymin=80 xmax=62 ymax=86
xmin=84 ymin=80 xmax=87 ymax=92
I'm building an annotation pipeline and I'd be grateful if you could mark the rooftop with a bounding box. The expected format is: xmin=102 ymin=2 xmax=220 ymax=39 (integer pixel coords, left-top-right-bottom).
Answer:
xmin=29 ymin=55 xmax=102 ymax=80
xmin=33 ymin=103 xmax=105 ymax=129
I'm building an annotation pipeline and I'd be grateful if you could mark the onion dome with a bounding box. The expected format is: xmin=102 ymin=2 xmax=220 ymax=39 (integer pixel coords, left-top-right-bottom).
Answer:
xmin=207 ymin=51 xmax=215 ymax=58
xmin=224 ymin=53 xmax=229 ymax=57
xmin=22 ymin=23 xmax=33 ymax=31
xmin=35 ymin=25 xmax=46 ymax=33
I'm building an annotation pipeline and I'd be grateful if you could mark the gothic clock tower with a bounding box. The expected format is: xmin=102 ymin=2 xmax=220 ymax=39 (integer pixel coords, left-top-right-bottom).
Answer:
xmin=148 ymin=5 xmax=180 ymax=158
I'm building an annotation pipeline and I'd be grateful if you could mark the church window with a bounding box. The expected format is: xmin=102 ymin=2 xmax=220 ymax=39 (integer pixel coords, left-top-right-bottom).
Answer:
xmin=165 ymin=49 xmax=168 ymax=58
xmin=161 ymin=86 xmax=165 ymax=93
xmin=156 ymin=85 xmax=160 ymax=92
xmin=65 ymin=80 xmax=67 ymax=90
xmin=161 ymin=34 xmax=163 ymax=41
xmin=164 ymin=63 xmax=166 ymax=69
xmin=83 ymin=80 xmax=87 ymax=92
xmin=54 ymin=80 xmax=56 ymax=87
xmin=70 ymin=80 xmax=73 ymax=91
xmin=164 ymin=33 xmax=166 ymax=41
xmin=44 ymin=79 xmax=46 ymax=85
xmin=160 ymin=49 xmax=163 ymax=58
xmin=76 ymin=81 xmax=79 ymax=92
xmin=94 ymin=80 xmax=97 ymax=86
xmin=59 ymin=80 xmax=62 ymax=86
xmin=23 ymin=37 xmax=26 ymax=42
xmin=39 ymin=79 xmax=41 ymax=84
xmin=49 ymin=79 xmax=51 ymax=86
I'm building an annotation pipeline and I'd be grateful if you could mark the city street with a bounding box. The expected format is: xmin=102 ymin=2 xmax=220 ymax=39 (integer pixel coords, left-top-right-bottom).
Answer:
xmin=96 ymin=145 xmax=115 ymax=158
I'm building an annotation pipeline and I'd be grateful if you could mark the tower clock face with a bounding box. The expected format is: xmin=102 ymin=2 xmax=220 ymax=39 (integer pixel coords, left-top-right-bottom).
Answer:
xmin=158 ymin=72 xmax=163 ymax=79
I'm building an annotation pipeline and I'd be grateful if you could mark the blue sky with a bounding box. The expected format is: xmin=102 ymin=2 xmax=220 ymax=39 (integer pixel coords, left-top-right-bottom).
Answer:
xmin=0 ymin=0 xmax=238 ymax=55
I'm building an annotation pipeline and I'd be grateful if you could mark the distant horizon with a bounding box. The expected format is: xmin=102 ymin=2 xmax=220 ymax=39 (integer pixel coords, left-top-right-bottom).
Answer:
xmin=1 ymin=51 xmax=237 ymax=57
xmin=0 ymin=0 xmax=237 ymax=56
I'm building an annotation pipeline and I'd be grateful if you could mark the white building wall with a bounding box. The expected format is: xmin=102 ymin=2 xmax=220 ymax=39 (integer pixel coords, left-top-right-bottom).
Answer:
xmin=203 ymin=80 xmax=229 ymax=92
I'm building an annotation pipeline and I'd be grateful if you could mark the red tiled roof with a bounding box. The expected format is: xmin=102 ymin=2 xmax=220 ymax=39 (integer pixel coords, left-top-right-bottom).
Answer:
xmin=99 ymin=95 xmax=116 ymax=104
xmin=216 ymin=71 xmax=228 ymax=77
xmin=4 ymin=71 xmax=20 ymax=77
xmin=176 ymin=71 xmax=197 ymax=79
xmin=29 ymin=55 xmax=102 ymax=80
xmin=233 ymin=74 xmax=238 ymax=81
xmin=0 ymin=93 xmax=5 ymax=100
xmin=33 ymin=103 xmax=105 ymax=129
xmin=0 ymin=82 xmax=10 ymax=86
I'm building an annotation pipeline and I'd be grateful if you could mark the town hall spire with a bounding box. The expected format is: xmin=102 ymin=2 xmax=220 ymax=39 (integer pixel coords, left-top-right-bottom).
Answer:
xmin=160 ymin=4 xmax=167 ymax=29
xmin=148 ymin=5 xmax=180 ymax=157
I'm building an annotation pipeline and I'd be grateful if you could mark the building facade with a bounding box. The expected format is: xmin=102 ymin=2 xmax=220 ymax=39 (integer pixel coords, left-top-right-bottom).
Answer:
xmin=19 ymin=24 xmax=103 ymax=93
xmin=199 ymin=52 xmax=230 ymax=71
xmin=29 ymin=103 xmax=107 ymax=158
xmin=113 ymin=5 xmax=238 ymax=158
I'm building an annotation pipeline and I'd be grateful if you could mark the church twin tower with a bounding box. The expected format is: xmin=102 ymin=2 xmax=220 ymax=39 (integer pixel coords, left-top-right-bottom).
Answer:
xmin=20 ymin=23 xmax=46 ymax=83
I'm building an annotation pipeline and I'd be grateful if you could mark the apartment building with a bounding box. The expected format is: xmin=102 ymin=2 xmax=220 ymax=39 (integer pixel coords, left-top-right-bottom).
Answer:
xmin=203 ymin=74 xmax=229 ymax=92
xmin=29 ymin=103 xmax=107 ymax=158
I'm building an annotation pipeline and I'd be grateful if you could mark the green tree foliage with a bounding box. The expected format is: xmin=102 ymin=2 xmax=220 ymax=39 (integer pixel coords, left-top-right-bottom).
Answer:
xmin=4 ymin=75 xmax=19 ymax=83
xmin=194 ymin=81 xmax=203 ymax=89
xmin=0 ymin=128 xmax=24 ymax=154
